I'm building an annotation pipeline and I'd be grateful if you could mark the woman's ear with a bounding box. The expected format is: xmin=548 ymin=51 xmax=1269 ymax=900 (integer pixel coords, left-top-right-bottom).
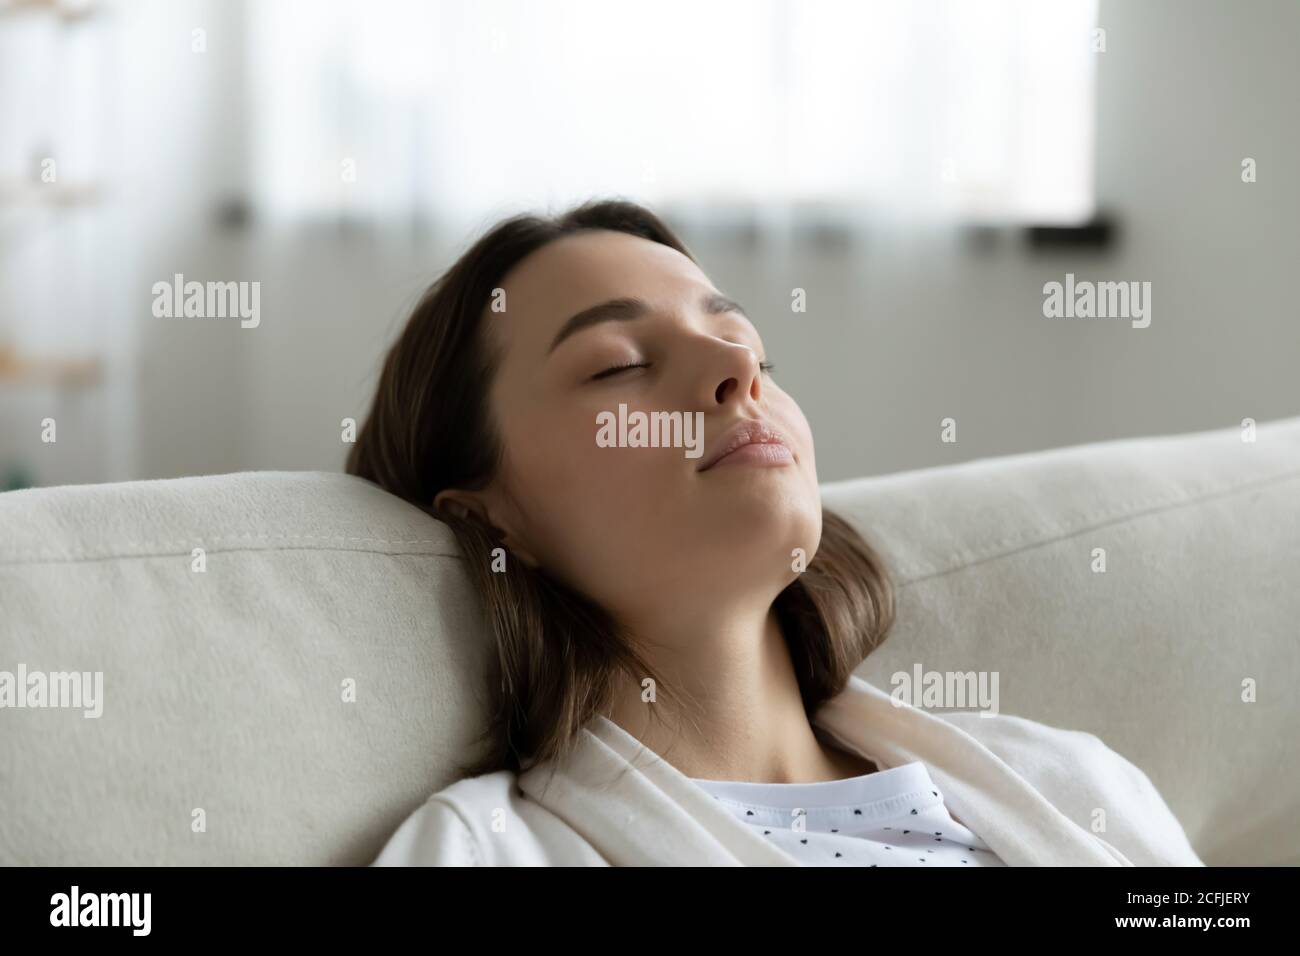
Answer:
xmin=432 ymin=488 xmax=480 ymax=523
xmin=432 ymin=488 xmax=541 ymax=570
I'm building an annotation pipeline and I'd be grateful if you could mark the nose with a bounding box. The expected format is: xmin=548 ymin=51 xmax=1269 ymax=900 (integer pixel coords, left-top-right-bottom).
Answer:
xmin=702 ymin=341 xmax=763 ymax=409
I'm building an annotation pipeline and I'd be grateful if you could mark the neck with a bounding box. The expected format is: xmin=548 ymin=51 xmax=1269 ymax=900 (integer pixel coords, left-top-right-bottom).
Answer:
xmin=601 ymin=600 xmax=875 ymax=783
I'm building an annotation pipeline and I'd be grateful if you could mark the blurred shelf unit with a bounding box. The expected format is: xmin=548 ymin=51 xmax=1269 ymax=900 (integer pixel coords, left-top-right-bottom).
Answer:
xmin=0 ymin=345 xmax=102 ymax=388
xmin=0 ymin=0 xmax=107 ymax=206
xmin=0 ymin=0 xmax=100 ymax=23
xmin=0 ymin=178 xmax=102 ymax=208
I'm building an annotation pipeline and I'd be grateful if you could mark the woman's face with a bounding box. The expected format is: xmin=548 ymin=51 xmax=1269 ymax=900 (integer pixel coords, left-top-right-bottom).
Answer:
xmin=464 ymin=229 xmax=822 ymax=634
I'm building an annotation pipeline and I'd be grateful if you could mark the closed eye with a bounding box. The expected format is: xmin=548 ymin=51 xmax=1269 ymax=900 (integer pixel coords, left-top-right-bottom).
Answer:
xmin=589 ymin=362 xmax=650 ymax=381
xmin=590 ymin=359 xmax=774 ymax=381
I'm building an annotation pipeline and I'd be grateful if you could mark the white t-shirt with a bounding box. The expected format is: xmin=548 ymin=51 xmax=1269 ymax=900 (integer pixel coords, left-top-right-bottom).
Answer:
xmin=688 ymin=759 xmax=1007 ymax=866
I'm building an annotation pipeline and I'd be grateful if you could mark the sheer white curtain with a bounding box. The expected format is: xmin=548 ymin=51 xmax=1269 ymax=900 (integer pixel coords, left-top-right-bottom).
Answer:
xmin=248 ymin=0 xmax=1099 ymax=231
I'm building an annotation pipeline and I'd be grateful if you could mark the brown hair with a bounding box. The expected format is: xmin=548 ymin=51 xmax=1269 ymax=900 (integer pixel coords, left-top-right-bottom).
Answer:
xmin=346 ymin=198 xmax=895 ymax=779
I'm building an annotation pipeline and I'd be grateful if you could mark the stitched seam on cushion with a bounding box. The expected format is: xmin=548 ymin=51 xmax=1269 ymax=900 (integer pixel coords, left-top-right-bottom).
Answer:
xmin=894 ymin=466 xmax=1300 ymax=586
xmin=0 ymin=535 xmax=460 ymax=566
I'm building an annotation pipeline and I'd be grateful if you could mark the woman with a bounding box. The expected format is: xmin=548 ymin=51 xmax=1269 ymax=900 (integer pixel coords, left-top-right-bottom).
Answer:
xmin=350 ymin=198 xmax=1202 ymax=867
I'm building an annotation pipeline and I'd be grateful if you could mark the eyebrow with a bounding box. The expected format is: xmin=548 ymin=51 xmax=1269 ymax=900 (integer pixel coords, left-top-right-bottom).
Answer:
xmin=547 ymin=291 xmax=748 ymax=355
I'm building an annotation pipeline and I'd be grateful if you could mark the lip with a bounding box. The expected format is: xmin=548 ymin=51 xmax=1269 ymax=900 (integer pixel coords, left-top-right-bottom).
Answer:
xmin=696 ymin=418 xmax=793 ymax=472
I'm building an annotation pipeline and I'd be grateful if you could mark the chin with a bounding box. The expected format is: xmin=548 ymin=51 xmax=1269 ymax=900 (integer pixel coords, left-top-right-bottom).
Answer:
xmin=692 ymin=493 xmax=822 ymax=579
xmin=717 ymin=469 xmax=819 ymax=525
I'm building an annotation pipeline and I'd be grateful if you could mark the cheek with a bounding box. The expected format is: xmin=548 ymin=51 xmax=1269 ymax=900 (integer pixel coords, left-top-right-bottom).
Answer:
xmin=499 ymin=405 xmax=675 ymax=576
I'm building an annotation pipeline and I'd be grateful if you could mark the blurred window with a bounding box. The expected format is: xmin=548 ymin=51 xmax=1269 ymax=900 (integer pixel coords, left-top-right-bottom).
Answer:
xmin=249 ymin=0 xmax=1099 ymax=228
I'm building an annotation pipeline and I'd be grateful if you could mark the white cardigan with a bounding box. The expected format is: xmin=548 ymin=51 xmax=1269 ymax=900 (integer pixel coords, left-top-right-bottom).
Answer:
xmin=372 ymin=675 xmax=1204 ymax=866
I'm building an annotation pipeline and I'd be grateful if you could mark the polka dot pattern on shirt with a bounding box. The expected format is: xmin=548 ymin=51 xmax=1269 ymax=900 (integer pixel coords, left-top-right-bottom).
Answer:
xmin=689 ymin=759 xmax=1006 ymax=867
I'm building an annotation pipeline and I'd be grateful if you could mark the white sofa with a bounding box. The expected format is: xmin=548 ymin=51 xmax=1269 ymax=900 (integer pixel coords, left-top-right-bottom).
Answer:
xmin=2 ymin=416 xmax=1297 ymax=866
